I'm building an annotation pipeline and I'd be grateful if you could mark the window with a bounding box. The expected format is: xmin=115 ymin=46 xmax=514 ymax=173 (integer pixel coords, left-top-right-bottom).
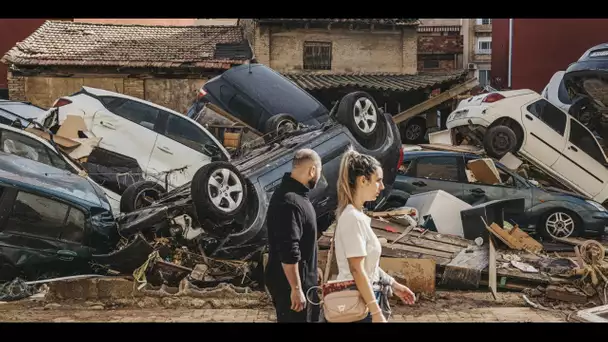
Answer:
xmin=1 ymin=130 xmax=52 ymax=166
xmin=478 ymin=70 xmax=491 ymax=87
xmin=477 ymin=19 xmax=492 ymax=25
xmin=477 ymin=39 xmax=492 ymax=54
xmin=527 ymin=99 xmax=567 ymax=135
xmin=414 ymin=157 xmax=460 ymax=181
xmin=569 ymin=119 xmax=606 ymax=164
xmin=423 ymin=59 xmax=440 ymax=69
xmin=101 ymin=97 xmax=159 ymax=129
xmin=165 ymin=114 xmax=218 ymax=156
xmin=303 ymin=41 xmax=332 ymax=70
xmin=228 ymin=94 xmax=260 ymax=127
xmin=5 ymin=191 xmax=85 ymax=243
xmin=398 ymin=160 xmax=412 ymax=175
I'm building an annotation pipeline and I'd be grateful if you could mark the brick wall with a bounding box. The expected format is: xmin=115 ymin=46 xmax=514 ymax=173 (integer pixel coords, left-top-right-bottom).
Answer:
xmin=7 ymin=72 xmax=25 ymax=101
xmin=417 ymin=59 xmax=457 ymax=72
xmin=253 ymin=27 xmax=417 ymax=74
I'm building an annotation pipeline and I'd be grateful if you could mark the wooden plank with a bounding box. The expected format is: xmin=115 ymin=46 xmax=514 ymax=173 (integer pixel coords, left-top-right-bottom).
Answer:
xmin=546 ymin=285 xmax=587 ymax=304
xmin=369 ymin=208 xmax=417 ymax=218
xmin=487 ymin=268 xmax=572 ymax=285
xmin=381 ymin=241 xmax=454 ymax=259
xmin=380 ymin=247 xmax=452 ymax=266
xmin=372 ymin=228 xmax=463 ymax=254
xmin=488 ymin=236 xmax=498 ymax=299
xmin=379 ymin=258 xmax=436 ymax=295
xmin=205 ymin=102 xmax=263 ymax=136
xmin=392 ymin=77 xmax=479 ymax=125
xmin=370 ymin=218 xmax=472 ymax=248
xmin=419 ymin=143 xmax=484 ymax=154
xmin=486 ymin=222 xmax=543 ymax=254
xmin=440 ymin=245 xmax=489 ymax=289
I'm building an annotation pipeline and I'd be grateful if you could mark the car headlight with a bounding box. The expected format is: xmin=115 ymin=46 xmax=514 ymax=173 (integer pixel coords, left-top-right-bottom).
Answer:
xmin=586 ymin=200 xmax=607 ymax=212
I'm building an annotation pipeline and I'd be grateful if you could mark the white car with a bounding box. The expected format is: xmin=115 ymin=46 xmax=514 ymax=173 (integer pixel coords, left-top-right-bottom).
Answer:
xmin=0 ymin=122 xmax=121 ymax=213
xmin=38 ymin=87 xmax=230 ymax=192
xmin=446 ymin=89 xmax=608 ymax=205
xmin=541 ymin=71 xmax=572 ymax=114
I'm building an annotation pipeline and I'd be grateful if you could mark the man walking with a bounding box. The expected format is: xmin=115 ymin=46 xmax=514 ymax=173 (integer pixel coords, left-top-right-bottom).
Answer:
xmin=264 ymin=149 xmax=322 ymax=323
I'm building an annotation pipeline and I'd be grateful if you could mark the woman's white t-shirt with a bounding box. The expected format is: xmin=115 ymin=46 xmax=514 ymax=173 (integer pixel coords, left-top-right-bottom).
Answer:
xmin=334 ymin=204 xmax=382 ymax=285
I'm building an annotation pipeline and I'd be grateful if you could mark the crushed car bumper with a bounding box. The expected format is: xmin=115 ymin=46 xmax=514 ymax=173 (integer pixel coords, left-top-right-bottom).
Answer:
xmin=583 ymin=210 xmax=608 ymax=236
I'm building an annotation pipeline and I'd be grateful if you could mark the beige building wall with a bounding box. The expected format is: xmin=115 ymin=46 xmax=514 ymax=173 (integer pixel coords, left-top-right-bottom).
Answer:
xmin=9 ymin=74 xmax=206 ymax=114
xmin=250 ymin=25 xmax=418 ymax=74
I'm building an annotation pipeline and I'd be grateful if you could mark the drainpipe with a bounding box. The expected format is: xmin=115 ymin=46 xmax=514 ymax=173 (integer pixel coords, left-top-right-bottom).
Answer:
xmin=508 ymin=18 xmax=513 ymax=88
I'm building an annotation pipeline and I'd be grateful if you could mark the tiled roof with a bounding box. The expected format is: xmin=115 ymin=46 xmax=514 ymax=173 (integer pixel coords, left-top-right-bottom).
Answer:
xmin=282 ymin=70 xmax=467 ymax=92
xmin=257 ymin=18 xmax=420 ymax=26
xmin=1 ymin=20 xmax=252 ymax=69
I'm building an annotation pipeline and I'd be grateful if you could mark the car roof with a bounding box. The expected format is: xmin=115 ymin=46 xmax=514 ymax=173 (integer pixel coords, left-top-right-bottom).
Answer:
xmin=0 ymin=151 xmax=108 ymax=210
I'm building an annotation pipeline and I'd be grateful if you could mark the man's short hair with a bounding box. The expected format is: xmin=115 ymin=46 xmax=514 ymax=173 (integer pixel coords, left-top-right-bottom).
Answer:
xmin=293 ymin=148 xmax=321 ymax=168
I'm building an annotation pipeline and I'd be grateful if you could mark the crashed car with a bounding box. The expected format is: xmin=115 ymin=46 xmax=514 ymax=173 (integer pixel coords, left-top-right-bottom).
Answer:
xmin=0 ymin=151 xmax=120 ymax=281
xmin=393 ymin=150 xmax=608 ymax=239
xmin=0 ymin=104 xmax=122 ymax=213
xmin=118 ymin=91 xmax=404 ymax=258
xmin=37 ymin=86 xmax=231 ymax=192
xmin=564 ymin=42 xmax=608 ymax=143
xmin=446 ymin=89 xmax=608 ymax=206
xmin=187 ymin=63 xmax=330 ymax=135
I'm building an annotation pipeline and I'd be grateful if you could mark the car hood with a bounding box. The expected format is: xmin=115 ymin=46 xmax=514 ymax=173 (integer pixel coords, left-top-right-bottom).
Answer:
xmin=538 ymin=185 xmax=590 ymax=201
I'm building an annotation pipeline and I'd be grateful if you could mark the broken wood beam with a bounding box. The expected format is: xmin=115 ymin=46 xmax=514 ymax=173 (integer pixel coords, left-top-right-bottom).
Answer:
xmin=372 ymin=228 xmax=463 ymax=255
xmin=546 ymin=285 xmax=588 ymax=304
xmin=440 ymin=245 xmax=489 ymax=290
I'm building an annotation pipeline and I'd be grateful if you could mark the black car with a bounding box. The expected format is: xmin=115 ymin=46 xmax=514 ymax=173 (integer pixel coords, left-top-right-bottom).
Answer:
xmin=564 ymin=43 xmax=608 ymax=141
xmin=187 ymin=63 xmax=330 ymax=133
xmin=0 ymin=151 xmax=120 ymax=281
xmin=119 ymin=90 xmax=404 ymax=259
xmin=392 ymin=150 xmax=608 ymax=239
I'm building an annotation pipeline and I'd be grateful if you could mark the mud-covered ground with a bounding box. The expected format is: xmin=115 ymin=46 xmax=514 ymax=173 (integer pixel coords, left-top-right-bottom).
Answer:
xmin=0 ymin=289 xmax=571 ymax=322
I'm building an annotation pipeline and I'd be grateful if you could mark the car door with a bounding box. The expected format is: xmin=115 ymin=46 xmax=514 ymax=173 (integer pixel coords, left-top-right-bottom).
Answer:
xmin=147 ymin=112 xmax=226 ymax=190
xmin=397 ymin=155 xmax=466 ymax=199
xmin=0 ymin=188 xmax=92 ymax=281
xmin=552 ymin=118 xmax=607 ymax=198
xmin=520 ymin=98 xmax=568 ymax=167
xmin=90 ymin=97 xmax=160 ymax=178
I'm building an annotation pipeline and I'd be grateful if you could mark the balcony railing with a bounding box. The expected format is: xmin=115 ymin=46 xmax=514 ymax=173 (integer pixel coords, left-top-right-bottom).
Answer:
xmin=474 ymin=24 xmax=492 ymax=32
xmin=476 ymin=49 xmax=492 ymax=55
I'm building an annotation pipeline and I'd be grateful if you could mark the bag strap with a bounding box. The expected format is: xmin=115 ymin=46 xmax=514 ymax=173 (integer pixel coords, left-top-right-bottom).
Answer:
xmin=323 ymin=223 xmax=337 ymax=285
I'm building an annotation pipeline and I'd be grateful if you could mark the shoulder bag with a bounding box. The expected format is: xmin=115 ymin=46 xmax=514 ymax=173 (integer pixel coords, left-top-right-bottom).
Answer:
xmin=307 ymin=225 xmax=370 ymax=322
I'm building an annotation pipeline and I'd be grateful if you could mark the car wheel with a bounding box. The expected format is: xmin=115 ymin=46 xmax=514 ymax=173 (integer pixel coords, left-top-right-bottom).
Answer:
xmin=336 ymin=91 xmax=380 ymax=139
xmin=483 ymin=125 xmax=517 ymax=159
xmin=539 ymin=210 xmax=580 ymax=240
xmin=264 ymin=113 xmax=298 ymax=142
xmin=120 ymin=181 xmax=167 ymax=213
xmin=402 ymin=118 xmax=427 ymax=144
xmin=191 ymin=161 xmax=248 ymax=222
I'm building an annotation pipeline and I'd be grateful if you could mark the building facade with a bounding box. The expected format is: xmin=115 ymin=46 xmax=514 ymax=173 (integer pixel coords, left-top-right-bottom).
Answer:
xmin=240 ymin=18 xmax=419 ymax=74
xmin=417 ymin=19 xmax=464 ymax=73
xmin=492 ymin=19 xmax=608 ymax=93
xmin=463 ymin=18 xmax=492 ymax=87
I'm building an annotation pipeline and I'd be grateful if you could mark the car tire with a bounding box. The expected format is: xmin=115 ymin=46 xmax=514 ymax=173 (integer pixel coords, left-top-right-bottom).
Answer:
xmin=336 ymin=91 xmax=381 ymax=140
xmin=263 ymin=113 xmax=298 ymax=142
xmin=483 ymin=125 xmax=517 ymax=159
xmin=120 ymin=181 xmax=167 ymax=213
xmin=401 ymin=117 xmax=427 ymax=144
xmin=538 ymin=209 xmax=581 ymax=240
xmin=191 ymin=161 xmax=248 ymax=222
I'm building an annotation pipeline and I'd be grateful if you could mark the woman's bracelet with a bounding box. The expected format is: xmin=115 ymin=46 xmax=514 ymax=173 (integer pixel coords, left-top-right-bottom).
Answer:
xmin=366 ymin=300 xmax=377 ymax=306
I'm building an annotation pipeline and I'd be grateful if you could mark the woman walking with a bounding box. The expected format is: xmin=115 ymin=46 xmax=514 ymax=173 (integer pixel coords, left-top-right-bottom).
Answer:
xmin=332 ymin=148 xmax=416 ymax=323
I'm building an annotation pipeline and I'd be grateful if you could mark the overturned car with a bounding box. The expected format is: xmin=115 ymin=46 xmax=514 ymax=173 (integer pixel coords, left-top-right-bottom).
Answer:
xmin=116 ymin=90 xmax=404 ymax=261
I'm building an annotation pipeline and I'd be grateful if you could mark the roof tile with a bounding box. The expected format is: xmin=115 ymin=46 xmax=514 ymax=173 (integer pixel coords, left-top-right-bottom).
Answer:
xmin=2 ymin=20 xmax=251 ymax=69
xmin=282 ymin=70 xmax=468 ymax=92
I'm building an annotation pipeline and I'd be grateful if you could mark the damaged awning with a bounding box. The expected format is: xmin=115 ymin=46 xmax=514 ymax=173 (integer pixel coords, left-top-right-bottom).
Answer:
xmin=282 ymin=70 xmax=468 ymax=93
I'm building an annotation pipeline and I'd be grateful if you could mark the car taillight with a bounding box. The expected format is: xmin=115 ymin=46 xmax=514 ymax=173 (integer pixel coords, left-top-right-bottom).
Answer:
xmin=396 ymin=146 xmax=405 ymax=170
xmin=53 ymin=98 xmax=72 ymax=108
xmin=482 ymin=93 xmax=505 ymax=103
xmin=197 ymin=88 xmax=208 ymax=99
